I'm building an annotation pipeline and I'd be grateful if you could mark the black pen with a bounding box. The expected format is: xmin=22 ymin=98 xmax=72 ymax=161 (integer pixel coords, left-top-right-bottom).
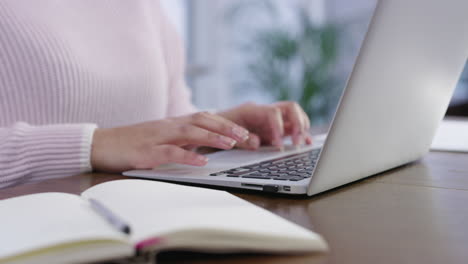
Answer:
xmin=88 ymin=198 xmax=132 ymax=235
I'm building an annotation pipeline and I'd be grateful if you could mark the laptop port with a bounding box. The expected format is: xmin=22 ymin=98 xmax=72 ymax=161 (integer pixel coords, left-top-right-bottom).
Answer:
xmin=241 ymin=183 xmax=263 ymax=189
xmin=283 ymin=186 xmax=291 ymax=192
xmin=262 ymin=185 xmax=279 ymax=193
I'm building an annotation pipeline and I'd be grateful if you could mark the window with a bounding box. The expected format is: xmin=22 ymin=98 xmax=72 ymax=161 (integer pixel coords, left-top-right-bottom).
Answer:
xmin=162 ymin=0 xmax=468 ymax=120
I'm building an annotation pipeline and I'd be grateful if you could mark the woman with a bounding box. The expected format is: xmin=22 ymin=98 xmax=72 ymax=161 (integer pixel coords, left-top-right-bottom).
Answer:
xmin=0 ymin=0 xmax=312 ymax=188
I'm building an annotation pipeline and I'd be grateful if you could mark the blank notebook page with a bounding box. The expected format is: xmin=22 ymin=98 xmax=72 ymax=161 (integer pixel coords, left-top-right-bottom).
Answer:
xmin=0 ymin=193 xmax=128 ymax=259
xmin=81 ymin=179 xmax=325 ymax=249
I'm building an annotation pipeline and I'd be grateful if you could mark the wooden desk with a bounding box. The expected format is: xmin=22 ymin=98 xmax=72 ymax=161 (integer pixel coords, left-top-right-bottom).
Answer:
xmin=1 ymin=151 xmax=467 ymax=264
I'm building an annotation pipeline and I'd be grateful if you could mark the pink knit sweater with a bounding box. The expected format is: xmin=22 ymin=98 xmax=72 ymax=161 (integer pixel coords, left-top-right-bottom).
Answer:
xmin=0 ymin=0 xmax=196 ymax=188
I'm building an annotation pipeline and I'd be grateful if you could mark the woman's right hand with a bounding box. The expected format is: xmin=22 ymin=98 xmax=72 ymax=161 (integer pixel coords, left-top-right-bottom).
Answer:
xmin=90 ymin=112 xmax=251 ymax=172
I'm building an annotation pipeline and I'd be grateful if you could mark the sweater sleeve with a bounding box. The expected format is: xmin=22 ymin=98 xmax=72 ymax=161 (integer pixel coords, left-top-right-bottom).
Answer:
xmin=0 ymin=122 xmax=97 ymax=189
xmin=158 ymin=3 xmax=198 ymax=117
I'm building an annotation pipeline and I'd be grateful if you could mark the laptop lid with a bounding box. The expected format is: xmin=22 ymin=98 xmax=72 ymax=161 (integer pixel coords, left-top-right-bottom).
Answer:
xmin=308 ymin=0 xmax=468 ymax=196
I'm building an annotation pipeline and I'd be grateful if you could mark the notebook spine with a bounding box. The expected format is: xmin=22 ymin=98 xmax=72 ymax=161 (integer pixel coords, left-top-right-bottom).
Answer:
xmin=104 ymin=251 xmax=156 ymax=264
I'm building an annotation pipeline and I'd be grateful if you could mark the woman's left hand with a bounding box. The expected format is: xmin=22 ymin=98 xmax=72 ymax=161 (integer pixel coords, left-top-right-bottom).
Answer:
xmin=218 ymin=101 xmax=312 ymax=150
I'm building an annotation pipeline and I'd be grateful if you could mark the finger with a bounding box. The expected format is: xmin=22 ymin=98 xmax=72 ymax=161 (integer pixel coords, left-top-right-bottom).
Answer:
xmin=283 ymin=122 xmax=311 ymax=144
xmin=182 ymin=144 xmax=199 ymax=151
xmin=208 ymin=113 xmax=251 ymax=143
xmin=276 ymin=102 xmax=305 ymax=146
xmin=134 ymin=145 xmax=209 ymax=169
xmin=299 ymin=107 xmax=312 ymax=145
xmin=235 ymin=132 xmax=261 ymax=150
xmin=170 ymin=124 xmax=238 ymax=150
xmin=299 ymin=107 xmax=311 ymax=131
xmin=185 ymin=112 xmax=249 ymax=142
xmin=266 ymin=107 xmax=284 ymax=147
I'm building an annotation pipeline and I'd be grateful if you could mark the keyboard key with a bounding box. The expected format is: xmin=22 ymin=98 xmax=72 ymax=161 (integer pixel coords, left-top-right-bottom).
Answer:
xmin=210 ymin=148 xmax=321 ymax=180
xmin=289 ymin=177 xmax=304 ymax=181
xmin=243 ymin=175 xmax=271 ymax=179
xmin=226 ymin=171 xmax=251 ymax=177
xmin=247 ymin=172 xmax=263 ymax=176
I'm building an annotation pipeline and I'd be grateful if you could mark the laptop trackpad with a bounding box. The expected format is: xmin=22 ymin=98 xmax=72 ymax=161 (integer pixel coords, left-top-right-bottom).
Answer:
xmin=137 ymin=145 xmax=315 ymax=177
xmin=205 ymin=145 xmax=315 ymax=167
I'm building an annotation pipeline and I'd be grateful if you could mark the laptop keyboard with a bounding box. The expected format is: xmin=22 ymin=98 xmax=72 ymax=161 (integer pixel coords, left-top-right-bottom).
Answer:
xmin=209 ymin=149 xmax=321 ymax=181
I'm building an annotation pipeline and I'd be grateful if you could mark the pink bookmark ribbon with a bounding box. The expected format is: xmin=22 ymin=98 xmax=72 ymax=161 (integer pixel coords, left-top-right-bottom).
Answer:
xmin=135 ymin=237 xmax=164 ymax=250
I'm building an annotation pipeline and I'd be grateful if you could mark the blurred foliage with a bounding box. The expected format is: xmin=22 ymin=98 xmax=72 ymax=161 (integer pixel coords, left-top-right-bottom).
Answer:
xmin=227 ymin=1 xmax=341 ymax=124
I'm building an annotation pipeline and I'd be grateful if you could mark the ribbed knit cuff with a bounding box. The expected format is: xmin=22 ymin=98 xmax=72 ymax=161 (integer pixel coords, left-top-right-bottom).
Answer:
xmin=0 ymin=122 xmax=98 ymax=187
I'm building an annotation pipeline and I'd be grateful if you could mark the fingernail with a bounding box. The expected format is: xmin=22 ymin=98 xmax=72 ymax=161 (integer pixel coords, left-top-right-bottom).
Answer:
xmin=248 ymin=136 xmax=259 ymax=148
xmin=292 ymin=139 xmax=299 ymax=147
xmin=293 ymin=134 xmax=304 ymax=146
xmin=219 ymin=136 xmax=237 ymax=147
xmin=196 ymin=155 xmax=209 ymax=164
xmin=272 ymin=138 xmax=283 ymax=147
xmin=294 ymin=138 xmax=303 ymax=149
xmin=232 ymin=126 xmax=249 ymax=141
xmin=277 ymin=145 xmax=285 ymax=152
xmin=298 ymin=136 xmax=304 ymax=146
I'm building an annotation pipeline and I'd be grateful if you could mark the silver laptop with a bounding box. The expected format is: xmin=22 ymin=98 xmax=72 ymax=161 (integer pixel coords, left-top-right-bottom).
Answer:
xmin=124 ymin=0 xmax=468 ymax=196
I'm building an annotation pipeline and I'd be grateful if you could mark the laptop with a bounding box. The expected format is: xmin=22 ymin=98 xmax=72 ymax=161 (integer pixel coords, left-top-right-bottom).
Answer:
xmin=124 ymin=0 xmax=468 ymax=196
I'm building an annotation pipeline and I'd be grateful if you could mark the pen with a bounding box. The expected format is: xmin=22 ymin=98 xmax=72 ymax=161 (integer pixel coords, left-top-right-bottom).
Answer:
xmin=88 ymin=198 xmax=131 ymax=235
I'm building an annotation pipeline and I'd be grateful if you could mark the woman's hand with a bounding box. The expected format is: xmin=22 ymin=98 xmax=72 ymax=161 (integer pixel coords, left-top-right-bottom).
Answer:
xmin=218 ymin=101 xmax=312 ymax=150
xmin=90 ymin=112 xmax=249 ymax=172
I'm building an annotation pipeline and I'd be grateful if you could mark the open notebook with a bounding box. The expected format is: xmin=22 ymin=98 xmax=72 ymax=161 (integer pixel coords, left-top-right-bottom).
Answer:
xmin=0 ymin=180 xmax=327 ymax=264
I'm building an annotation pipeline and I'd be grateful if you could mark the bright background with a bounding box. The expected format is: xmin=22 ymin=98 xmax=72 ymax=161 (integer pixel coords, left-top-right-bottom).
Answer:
xmin=161 ymin=0 xmax=468 ymax=125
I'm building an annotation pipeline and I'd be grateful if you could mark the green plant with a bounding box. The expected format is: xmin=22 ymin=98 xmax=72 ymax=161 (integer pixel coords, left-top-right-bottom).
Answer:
xmin=228 ymin=1 xmax=340 ymax=124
